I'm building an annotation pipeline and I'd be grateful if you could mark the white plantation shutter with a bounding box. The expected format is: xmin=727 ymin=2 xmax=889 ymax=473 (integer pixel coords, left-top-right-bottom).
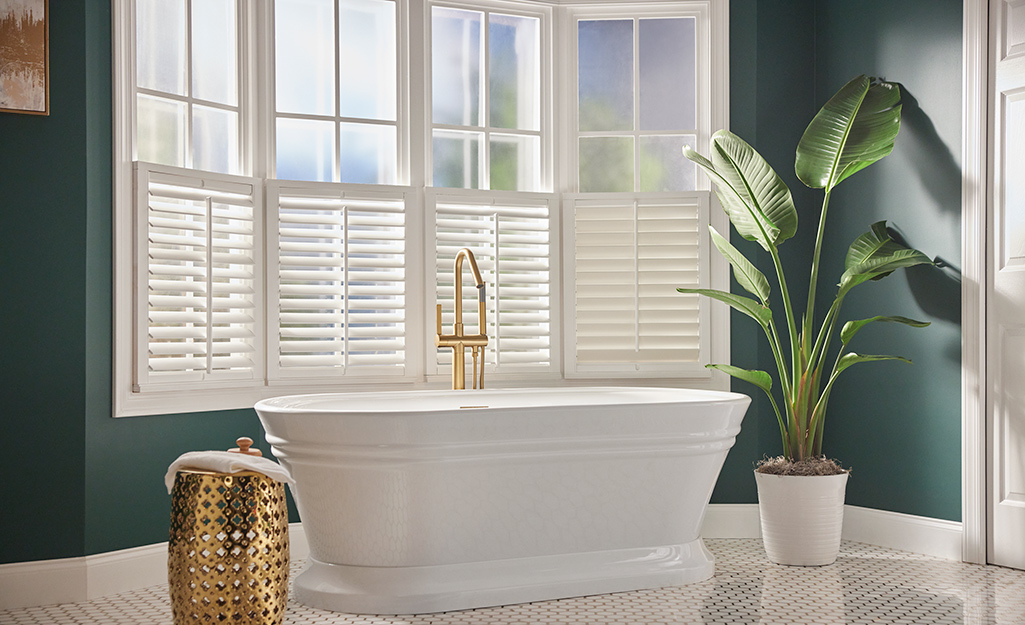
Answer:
xmin=268 ymin=183 xmax=409 ymax=379
xmin=432 ymin=193 xmax=557 ymax=375
xmin=565 ymin=195 xmax=709 ymax=376
xmin=135 ymin=163 xmax=263 ymax=389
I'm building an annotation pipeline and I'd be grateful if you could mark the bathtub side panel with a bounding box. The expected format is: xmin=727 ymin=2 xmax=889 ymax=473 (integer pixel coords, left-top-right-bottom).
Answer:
xmin=261 ymin=396 xmax=746 ymax=568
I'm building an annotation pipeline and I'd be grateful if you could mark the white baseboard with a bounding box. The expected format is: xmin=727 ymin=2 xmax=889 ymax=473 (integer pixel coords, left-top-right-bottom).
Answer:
xmin=700 ymin=503 xmax=964 ymax=561
xmin=0 ymin=507 xmax=963 ymax=611
xmin=840 ymin=505 xmax=964 ymax=561
xmin=0 ymin=523 xmax=308 ymax=611
xmin=701 ymin=503 xmax=762 ymax=538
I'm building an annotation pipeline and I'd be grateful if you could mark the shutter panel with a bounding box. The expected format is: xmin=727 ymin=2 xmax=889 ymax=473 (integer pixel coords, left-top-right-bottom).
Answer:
xmin=268 ymin=183 xmax=408 ymax=379
xmin=567 ymin=195 xmax=707 ymax=375
xmin=433 ymin=194 xmax=554 ymax=374
xmin=136 ymin=164 xmax=262 ymax=387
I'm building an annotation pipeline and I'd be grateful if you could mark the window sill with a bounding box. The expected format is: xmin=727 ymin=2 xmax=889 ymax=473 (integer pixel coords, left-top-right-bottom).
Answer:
xmin=113 ymin=373 xmax=730 ymax=417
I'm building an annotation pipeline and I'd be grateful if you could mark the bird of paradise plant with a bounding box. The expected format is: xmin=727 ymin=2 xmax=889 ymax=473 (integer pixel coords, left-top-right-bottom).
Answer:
xmin=678 ymin=75 xmax=933 ymax=465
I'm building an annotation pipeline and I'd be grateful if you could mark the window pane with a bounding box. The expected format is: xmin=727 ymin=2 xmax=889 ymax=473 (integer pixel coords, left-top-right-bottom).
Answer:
xmin=491 ymin=134 xmax=539 ymax=191
xmin=192 ymin=0 xmax=237 ymax=106
xmin=137 ymin=94 xmax=186 ymax=167
xmin=639 ymin=18 xmax=696 ymax=131
xmin=276 ymin=0 xmax=335 ymax=116
xmin=432 ymin=7 xmax=482 ymax=126
xmin=489 ymin=13 xmax=539 ymax=131
xmin=433 ymin=130 xmax=481 ymax=189
xmin=277 ymin=118 xmax=335 ymax=182
xmin=579 ymin=137 xmax=633 ymax=192
xmin=578 ymin=20 xmax=633 ymax=132
xmin=136 ymin=0 xmax=186 ymax=95
xmin=340 ymin=123 xmax=396 ymax=184
xmin=339 ymin=0 xmax=396 ymax=121
xmin=193 ymin=105 xmax=239 ymax=175
xmin=639 ymin=135 xmax=697 ymax=192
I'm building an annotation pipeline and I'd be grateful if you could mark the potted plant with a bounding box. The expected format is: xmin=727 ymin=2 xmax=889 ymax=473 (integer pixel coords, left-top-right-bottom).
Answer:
xmin=678 ymin=75 xmax=932 ymax=566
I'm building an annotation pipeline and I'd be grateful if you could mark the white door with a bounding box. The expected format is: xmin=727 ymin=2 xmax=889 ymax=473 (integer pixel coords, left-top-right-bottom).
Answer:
xmin=988 ymin=0 xmax=1025 ymax=570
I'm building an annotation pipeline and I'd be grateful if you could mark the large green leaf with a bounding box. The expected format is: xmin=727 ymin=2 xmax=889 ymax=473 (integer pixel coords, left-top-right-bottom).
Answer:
xmin=708 ymin=225 xmax=770 ymax=303
xmin=677 ymin=287 xmax=772 ymax=329
xmin=795 ymin=75 xmax=902 ymax=191
xmin=840 ymin=315 xmax=930 ymax=345
xmin=845 ymin=221 xmax=902 ymax=269
xmin=837 ymin=352 xmax=913 ymax=374
xmin=684 ymin=131 xmax=797 ymax=250
xmin=685 ymin=147 xmax=781 ymax=247
xmin=706 ymin=364 xmax=773 ymax=395
xmin=838 ymin=221 xmax=932 ymax=296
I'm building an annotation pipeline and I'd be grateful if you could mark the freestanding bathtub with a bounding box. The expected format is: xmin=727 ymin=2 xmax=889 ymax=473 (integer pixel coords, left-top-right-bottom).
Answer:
xmin=255 ymin=386 xmax=749 ymax=614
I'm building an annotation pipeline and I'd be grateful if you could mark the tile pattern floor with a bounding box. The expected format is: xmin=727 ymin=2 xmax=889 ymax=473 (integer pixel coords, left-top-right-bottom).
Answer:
xmin=3 ymin=539 xmax=1025 ymax=624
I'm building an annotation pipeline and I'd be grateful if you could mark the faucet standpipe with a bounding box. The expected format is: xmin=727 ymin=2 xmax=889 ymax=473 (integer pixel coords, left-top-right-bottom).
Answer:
xmin=435 ymin=248 xmax=489 ymax=390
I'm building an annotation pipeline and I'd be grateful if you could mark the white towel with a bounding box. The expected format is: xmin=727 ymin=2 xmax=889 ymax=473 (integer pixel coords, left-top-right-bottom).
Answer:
xmin=165 ymin=451 xmax=296 ymax=494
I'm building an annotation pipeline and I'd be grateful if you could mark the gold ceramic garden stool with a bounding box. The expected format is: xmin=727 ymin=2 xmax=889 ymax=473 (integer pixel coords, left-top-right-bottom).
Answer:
xmin=167 ymin=437 xmax=290 ymax=624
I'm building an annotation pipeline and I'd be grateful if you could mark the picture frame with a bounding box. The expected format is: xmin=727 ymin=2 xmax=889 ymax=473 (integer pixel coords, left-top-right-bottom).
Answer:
xmin=0 ymin=0 xmax=49 ymax=116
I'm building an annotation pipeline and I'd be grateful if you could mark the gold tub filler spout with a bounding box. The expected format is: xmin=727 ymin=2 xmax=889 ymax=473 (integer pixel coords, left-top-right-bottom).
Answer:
xmin=436 ymin=248 xmax=489 ymax=389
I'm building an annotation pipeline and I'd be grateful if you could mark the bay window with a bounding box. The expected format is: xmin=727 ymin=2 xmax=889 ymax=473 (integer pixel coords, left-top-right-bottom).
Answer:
xmin=113 ymin=0 xmax=728 ymax=416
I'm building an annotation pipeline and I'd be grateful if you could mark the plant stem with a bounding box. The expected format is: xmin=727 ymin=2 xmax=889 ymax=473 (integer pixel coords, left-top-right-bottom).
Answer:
xmin=762 ymin=318 xmax=799 ymax=460
xmin=804 ymin=190 xmax=832 ymax=362
xmin=808 ymin=296 xmax=842 ymax=377
xmin=761 ymin=381 xmax=790 ymax=454
xmin=808 ymin=337 xmax=848 ymax=455
xmin=768 ymin=247 xmax=800 ymax=397
xmin=767 ymin=320 xmax=792 ymax=400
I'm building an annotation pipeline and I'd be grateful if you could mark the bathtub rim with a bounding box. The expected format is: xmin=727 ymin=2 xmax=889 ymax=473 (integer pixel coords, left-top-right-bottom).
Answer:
xmin=254 ymin=386 xmax=751 ymax=416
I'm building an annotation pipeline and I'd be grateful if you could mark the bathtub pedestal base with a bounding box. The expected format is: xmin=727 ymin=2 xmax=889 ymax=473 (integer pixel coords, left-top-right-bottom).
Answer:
xmin=294 ymin=539 xmax=714 ymax=615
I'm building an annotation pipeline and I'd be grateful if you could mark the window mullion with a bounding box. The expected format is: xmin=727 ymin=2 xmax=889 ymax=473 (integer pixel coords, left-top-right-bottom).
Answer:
xmin=234 ymin=0 xmax=247 ymax=177
xmin=186 ymin=0 xmax=195 ymax=169
xmin=334 ymin=0 xmax=342 ymax=183
xmin=481 ymin=9 xmax=490 ymax=190
xmin=632 ymin=17 xmax=640 ymax=193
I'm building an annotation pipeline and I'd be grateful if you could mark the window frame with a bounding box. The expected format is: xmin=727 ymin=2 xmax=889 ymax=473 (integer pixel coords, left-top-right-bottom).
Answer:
xmin=268 ymin=0 xmax=409 ymax=185
xmin=558 ymin=1 xmax=730 ymax=381
xmin=112 ymin=0 xmax=730 ymax=418
xmin=424 ymin=0 xmax=553 ymax=191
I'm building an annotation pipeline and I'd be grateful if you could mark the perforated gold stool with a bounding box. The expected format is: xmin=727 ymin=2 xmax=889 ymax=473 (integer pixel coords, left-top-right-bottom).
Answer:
xmin=168 ymin=438 xmax=289 ymax=624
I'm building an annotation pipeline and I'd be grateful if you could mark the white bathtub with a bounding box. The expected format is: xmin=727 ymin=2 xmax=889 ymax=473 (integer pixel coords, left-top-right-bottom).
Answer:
xmin=255 ymin=386 xmax=749 ymax=614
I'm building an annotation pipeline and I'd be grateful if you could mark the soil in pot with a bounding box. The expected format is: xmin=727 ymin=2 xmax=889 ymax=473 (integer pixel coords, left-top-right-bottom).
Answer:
xmin=755 ymin=455 xmax=848 ymax=476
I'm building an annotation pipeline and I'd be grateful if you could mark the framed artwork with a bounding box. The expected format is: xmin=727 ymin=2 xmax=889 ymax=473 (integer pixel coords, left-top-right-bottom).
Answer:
xmin=0 ymin=0 xmax=48 ymax=116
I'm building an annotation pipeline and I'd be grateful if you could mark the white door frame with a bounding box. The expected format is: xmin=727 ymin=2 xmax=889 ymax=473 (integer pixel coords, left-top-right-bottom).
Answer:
xmin=962 ymin=0 xmax=989 ymax=566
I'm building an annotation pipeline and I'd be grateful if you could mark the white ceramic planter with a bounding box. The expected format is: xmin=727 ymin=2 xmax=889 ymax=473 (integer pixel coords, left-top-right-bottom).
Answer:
xmin=754 ymin=470 xmax=849 ymax=566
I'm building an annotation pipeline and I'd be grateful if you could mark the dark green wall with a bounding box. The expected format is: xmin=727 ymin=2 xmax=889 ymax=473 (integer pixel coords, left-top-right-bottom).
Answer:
xmin=812 ymin=0 xmax=963 ymax=521
xmin=712 ymin=0 xmax=819 ymax=504
xmin=0 ymin=0 xmax=265 ymax=564
xmin=0 ymin=2 xmax=89 ymax=563
xmin=0 ymin=0 xmax=963 ymax=565
xmin=711 ymin=0 xmax=962 ymax=523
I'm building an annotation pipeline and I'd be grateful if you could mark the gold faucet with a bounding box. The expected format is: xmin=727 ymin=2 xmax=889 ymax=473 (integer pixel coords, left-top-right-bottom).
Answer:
xmin=435 ymin=248 xmax=488 ymax=390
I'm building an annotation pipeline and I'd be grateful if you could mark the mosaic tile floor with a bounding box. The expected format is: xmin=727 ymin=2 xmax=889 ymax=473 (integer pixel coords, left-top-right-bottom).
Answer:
xmin=3 ymin=540 xmax=1025 ymax=625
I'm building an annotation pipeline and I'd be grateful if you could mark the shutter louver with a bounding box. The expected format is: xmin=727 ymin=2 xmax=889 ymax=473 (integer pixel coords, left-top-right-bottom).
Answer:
xmin=570 ymin=197 xmax=705 ymax=372
xmin=137 ymin=165 xmax=262 ymax=386
xmin=269 ymin=184 xmax=407 ymax=378
xmin=434 ymin=197 xmax=553 ymax=374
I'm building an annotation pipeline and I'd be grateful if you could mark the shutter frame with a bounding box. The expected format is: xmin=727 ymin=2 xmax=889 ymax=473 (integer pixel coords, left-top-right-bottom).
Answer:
xmin=133 ymin=162 xmax=265 ymax=391
xmin=267 ymin=181 xmax=412 ymax=381
xmin=564 ymin=192 xmax=712 ymax=378
xmin=429 ymin=190 xmax=560 ymax=379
